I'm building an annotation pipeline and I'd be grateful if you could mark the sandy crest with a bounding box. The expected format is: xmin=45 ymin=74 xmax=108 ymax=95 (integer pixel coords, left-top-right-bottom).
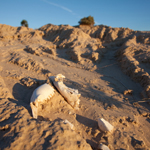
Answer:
xmin=0 ymin=24 xmax=150 ymax=150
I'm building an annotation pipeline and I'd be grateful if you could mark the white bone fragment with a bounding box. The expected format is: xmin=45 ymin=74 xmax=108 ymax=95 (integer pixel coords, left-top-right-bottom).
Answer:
xmin=98 ymin=118 xmax=114 ymax=132
xmin=98 ymin=143 xmax=110 ymax=150
xmin=50 ymin=74 xmax=80 ymax=109
xmin=63 ymin=119 xmax=75 ymax=130
xmin=30 ymin=83 xmax=54 ymax=119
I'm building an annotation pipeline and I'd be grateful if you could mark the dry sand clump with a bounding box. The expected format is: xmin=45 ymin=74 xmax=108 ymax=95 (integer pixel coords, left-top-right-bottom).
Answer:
xmin=39 ymin=24 xmax=104 ymax=63
xmin=0 ymin=24 xmax=46 ymax=46
xmin=0 ymin=23 xmax=150 ymax=150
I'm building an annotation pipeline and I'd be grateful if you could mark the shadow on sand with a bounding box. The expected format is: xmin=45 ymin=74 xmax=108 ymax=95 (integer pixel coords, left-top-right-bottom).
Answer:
xmin=76 ymin=114 xmax=106 ymax=149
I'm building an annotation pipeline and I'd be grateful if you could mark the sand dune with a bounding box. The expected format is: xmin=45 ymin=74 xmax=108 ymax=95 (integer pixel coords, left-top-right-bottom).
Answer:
xmin=0 ymin=23 xmax=150 ymax=150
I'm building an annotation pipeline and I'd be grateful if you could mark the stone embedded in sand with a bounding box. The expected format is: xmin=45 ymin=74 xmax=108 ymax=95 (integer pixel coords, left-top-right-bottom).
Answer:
xmin=50 ymin=74 xmax=81 ymax=109
xmin=98 ymin=118 xmax=114 ymax=132
xmin=30 ymin=83 xmax=55 ymax=119
xmin=98 ymin=143 xmax=110 ymax=150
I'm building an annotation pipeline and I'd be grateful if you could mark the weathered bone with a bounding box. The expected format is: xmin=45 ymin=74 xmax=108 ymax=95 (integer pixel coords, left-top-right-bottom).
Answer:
xmin=30 ymin=83 xmax=54 ymax=119
xmin=63 ymin=119 xmax=75 ymax=130
xmin=98 ymin=118 xmax=114 ymax=132
xmin=98 ymin=143 xmax=110 ymax=150
xmin=50 ymin=74 xmax=80 ymax=109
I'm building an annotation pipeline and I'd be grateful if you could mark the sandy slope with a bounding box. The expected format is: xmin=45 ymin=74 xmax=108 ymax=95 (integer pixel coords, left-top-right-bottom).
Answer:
xmin=0 ymin=24 xmax=150 ymax=150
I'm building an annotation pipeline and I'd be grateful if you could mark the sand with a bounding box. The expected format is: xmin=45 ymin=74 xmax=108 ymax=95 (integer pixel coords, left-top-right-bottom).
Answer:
xmin=0 ymin=23 xmax=150 ymax=150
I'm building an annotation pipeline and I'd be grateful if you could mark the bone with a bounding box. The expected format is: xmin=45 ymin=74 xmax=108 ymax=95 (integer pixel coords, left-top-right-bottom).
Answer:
xmin=98 ymin=143 xmax=110 ymax=150
xmin=30 ymin=83 xmax=55 ymax=119
xmin=49 ymin=74 xmax=80 ymax=109
xmin=98 ymin=118 xmax=114 ymax=132
xmin=63 ymin=119 xmax=75 ymax=130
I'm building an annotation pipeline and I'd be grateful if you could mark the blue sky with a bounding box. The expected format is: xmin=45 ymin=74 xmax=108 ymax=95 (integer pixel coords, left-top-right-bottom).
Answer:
xmin=0 ymin=0 xmax=150 ymax=31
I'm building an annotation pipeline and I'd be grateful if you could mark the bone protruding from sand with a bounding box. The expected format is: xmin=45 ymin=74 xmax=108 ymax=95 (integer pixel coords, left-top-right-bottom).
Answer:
xmin=63 ymin=119 xmax=75 ymax=130
xmin=98 ymin=143 xmax=110 ymax=150
xmin=49 ymin=74 xmax=80 ymax=110
xmin=30 ymin=83 xmax=55 ymax=119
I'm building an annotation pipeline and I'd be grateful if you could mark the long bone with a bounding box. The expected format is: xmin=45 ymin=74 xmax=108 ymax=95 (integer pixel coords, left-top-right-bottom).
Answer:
xmin=50 ymin=74 xmax=80 ymax=109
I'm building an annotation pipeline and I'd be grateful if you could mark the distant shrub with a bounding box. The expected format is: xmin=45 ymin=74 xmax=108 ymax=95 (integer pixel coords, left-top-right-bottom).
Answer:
xmin=21 ymin=20 xmax=28 ymax=27
xmin=78 ymin=16 xmax=95 ymax=26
